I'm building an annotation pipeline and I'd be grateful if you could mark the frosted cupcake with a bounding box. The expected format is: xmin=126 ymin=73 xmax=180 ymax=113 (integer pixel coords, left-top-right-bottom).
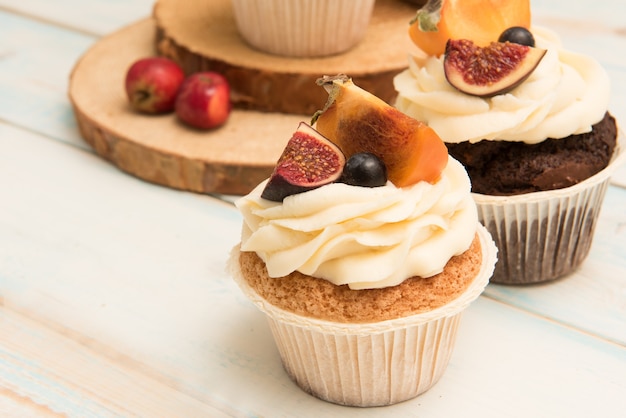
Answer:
xmin=229 ymin=76 xmax=497 ymax=406
xmin=231 ymin=0 xmax=375 ymax=57
xmin=394 ymin=0 xmax=624 ymax=284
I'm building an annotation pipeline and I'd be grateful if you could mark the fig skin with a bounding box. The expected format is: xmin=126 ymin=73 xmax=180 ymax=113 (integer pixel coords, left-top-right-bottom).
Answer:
xmin=443 ymin=39 xmax=546 ymax=98
xmin=261 ymin=122 xmax=345 ymax=202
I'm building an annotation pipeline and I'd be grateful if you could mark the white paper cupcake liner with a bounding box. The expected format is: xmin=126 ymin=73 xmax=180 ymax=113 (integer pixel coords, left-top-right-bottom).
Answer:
xmin=473 ymin=130 xmax=626 ymax=285
xmin=228 ymin=224 xmax=497 ymax=407
xmin=231 ymin=0 xmax=375 ymax=58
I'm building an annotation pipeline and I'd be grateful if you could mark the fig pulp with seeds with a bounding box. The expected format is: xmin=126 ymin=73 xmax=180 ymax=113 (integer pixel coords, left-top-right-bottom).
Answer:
xmin=261 ymin=122 xmax=345 ymax=202
xmin=443 ymin=39 xmax=546 ymax=98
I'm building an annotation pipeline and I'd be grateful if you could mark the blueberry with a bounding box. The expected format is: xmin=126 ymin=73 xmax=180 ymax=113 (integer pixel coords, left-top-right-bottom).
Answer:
xmin=341 ymin=153 xmax=387 ymax=188
xmin=498 ymin=26 xmax=535 ymax=47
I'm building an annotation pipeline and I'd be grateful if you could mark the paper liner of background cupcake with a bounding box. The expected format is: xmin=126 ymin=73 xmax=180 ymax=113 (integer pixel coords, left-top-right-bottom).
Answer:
xmin=473 ymin=132 xmax=625 ymax=284
xmin=398 ymin=76 xmax=625 ymax=284
xmin=392 ymin=15 xmax=624 ymax=284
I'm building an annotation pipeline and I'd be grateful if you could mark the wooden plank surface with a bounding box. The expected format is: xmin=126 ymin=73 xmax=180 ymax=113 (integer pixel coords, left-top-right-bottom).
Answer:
xmin=2 ymin=115 xmax=626 ymax=416
xmin=0 ymin=10 xmax=96 ymax=150
xmin=2 ymin=126 xmax=625 ymax=417
xmin=1 ymin=0 xmax=626 ymax=416
xmin=1 ymin=307 xmax=233 ymax=418
xmin=0 ymin=0 xmax=154 ymax=36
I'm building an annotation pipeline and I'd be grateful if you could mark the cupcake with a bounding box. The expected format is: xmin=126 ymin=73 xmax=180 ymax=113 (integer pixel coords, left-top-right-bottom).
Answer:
xmin=231 ymin=0 xmax=375 ymax=57
xmin=228 ymin=76 xmax=497 ymax=406
xmin=394 ymin=0 xmax=625 ymax=284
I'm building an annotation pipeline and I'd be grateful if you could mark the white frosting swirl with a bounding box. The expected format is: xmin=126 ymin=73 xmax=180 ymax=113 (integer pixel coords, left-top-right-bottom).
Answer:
xmin=236 ymin=157 xmax=477 ymax=290
xmin=394 ymin=27 xmax=610 ymax=144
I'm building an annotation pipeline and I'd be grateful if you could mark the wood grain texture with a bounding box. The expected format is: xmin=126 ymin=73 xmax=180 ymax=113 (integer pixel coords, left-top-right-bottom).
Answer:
xmin=0 ymin=388 xmax=64 ymax=418
xmin=2 ymin=119 xmax=626 ymax=418
xmin=0 ymin=0 xmax=154 ymax=36
xmin=1 ymin=308 xmax=233 ymax=418
xmin=0 ymin=10 xmax=96 ymax=150
xmin=153 ymin=0 xmax=416 ymax=115
xmin=69 ymin=18 xmax=305 ymax=195
xmin=2 ymin=0 xmax=626 ymax=416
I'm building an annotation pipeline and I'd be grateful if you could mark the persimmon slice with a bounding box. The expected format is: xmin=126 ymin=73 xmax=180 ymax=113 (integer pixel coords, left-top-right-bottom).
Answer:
xmin=313 ymin=75 xmax=448 ymax=187
xmin=409 ymin=0 xmax=531 ymax=56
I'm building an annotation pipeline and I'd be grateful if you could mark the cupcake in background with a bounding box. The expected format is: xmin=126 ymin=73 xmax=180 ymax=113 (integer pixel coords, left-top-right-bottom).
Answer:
xmin=394 ymin=0 xmax=625 ymax=284
xmin=231 ymin=0 xmax=375 ymax=57
xmin=229 ymin=75 xmax=497 ymax=406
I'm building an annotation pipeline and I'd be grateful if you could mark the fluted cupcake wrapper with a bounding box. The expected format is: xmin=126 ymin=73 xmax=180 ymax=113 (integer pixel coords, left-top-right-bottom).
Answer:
xmin=473 ymin=130 xmax=626 ymax=285
xmin=231 ymin=0 xmax=375 ymax=58
xmin=228 ymin=224 xmax=497 ymax=407
xmin=267 ymin=309 xmax=461 ymax=406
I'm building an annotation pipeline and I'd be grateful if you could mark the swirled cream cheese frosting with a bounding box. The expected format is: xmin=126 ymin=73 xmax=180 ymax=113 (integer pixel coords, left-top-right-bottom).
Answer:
xmin=394 ymin=27 xmax=610 ymax=144
xmin=236 ymin=157 xmax=477 ymax=290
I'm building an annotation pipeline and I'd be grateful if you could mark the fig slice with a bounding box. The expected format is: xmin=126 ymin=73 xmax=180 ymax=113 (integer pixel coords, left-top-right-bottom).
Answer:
xmin=261 ymin=122 xmax=345 ymax=202
xmin=443 ymin=39 xmax=546 ymax=97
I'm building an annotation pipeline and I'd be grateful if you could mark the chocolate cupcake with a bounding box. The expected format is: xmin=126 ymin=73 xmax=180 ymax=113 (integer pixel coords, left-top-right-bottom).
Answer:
xmin=395 ymin=21 xmax=625 ymax=284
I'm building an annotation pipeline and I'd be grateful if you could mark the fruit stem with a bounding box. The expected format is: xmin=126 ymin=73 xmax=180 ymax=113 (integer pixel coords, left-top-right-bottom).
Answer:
xmin=133 ymin=89 xmax=151 ymax=104
xmin=311 ymin=74 xmax=350 ymax=125
xmin=409 ymin=0 xmax=442 ymax=32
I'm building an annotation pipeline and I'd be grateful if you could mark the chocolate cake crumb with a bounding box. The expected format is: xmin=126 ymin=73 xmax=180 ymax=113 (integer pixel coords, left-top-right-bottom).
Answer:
xmin=446 ymin=112 xmax=617 ymax=195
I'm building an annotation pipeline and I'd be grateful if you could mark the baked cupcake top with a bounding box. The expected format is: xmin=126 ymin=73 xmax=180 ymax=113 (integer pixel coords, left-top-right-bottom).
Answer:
xmin=236 ymin=232 xmax=482 ymax=322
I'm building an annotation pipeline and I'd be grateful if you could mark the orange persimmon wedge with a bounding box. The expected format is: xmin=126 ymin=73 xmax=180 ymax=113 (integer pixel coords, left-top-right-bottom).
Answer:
xmin=312 ymin=75 xmax=448 ymax=187
xmin=409 ymin=0 xmax=531 ymax=56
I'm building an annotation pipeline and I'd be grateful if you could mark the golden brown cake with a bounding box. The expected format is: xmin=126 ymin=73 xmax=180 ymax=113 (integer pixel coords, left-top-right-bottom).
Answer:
xmin=238 ymin=233 xmax=482 ymax=323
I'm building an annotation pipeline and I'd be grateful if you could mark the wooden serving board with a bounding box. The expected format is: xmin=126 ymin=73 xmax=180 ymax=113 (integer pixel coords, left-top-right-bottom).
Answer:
xmin=69 ymin=18 xmax=304 ymax=196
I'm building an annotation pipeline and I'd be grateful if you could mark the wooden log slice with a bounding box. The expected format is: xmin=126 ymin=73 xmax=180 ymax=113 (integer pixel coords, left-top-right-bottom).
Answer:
xmin=69 ymin=19 xmax=303 ymax=196
xmin=153 ymin=0 xmax=416 ymax=115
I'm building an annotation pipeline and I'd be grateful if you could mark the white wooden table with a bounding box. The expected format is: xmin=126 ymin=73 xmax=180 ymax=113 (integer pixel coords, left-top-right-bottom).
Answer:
xmin=1 ymin=1 xmax=626 ymax=416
